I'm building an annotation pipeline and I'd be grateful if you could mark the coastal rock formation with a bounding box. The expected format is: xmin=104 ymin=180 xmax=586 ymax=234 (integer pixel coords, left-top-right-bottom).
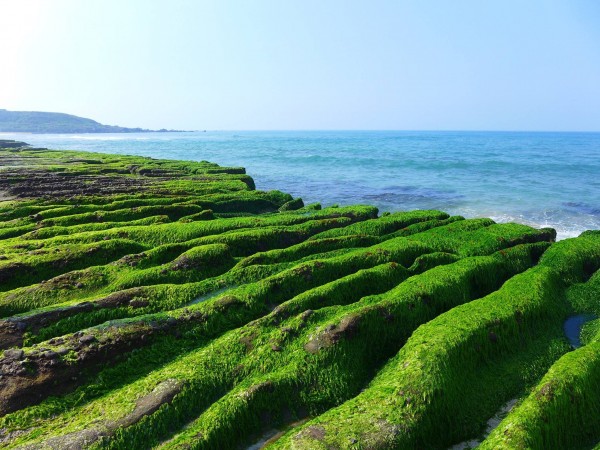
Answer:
xmin=0 ymin=144 xmax=598 ymax=449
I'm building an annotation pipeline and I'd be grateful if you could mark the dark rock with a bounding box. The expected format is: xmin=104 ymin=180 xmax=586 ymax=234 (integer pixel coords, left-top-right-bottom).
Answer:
xmin=3 ymin=349 xmax=24 ymax=360
xmin=41 ymin=351 xmax=58 ymax=360
xmin=304 ymin=315 xmax=361 ymax=354
xmin=78 ymin=335 xmax=96 ymax=345
xmin=149 ymin=321 xmax=162 ymax=330
xmin=129 ymin=299 xmax=149 ymax=308
xmin=300 ymin=310 xmax=314 ymax=321
xmin=296 ymin=425 xmax=326 ymax=441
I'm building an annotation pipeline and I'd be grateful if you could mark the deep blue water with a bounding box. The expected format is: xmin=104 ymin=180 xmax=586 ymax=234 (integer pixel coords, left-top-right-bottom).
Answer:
xmin=563 ymin=314 xmax=597 ymax=348
xmin=2 ymin=130 xmax=599 ymax=240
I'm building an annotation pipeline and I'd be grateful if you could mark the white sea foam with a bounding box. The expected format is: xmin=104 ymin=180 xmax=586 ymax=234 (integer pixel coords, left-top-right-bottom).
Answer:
xmin=489 ymin=215 xmax=583 ymax=241
xmin=459 ymin=209 xmax=584 ymax=241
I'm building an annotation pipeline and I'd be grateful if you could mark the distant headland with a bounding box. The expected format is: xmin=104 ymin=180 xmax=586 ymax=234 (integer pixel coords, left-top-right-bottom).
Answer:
xmin=0 ymin=108 xmax=185 ymax=133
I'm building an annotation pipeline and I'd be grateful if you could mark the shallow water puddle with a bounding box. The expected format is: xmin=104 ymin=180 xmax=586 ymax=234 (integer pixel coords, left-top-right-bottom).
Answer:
xmin=564 ymin=314 xmax=597 ymax=349
xmin=448 ymin=398 xmax=518 ymax=450
xmin=185 ymin=286 xmax=232 ymax=306
xmin=245 ymin=419 xmax=309 ymax=449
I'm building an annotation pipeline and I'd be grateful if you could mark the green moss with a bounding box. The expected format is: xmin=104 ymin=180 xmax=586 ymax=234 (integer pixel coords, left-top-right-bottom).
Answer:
xmin=581 ymin=319 xmax=600 ymax=345
xmin=308 ymin=210 xmax=450 ymax=239
xmin=481 ymin=261 xmax=600 ymax=450
xmin=0 ymin=147 xmax=598 ymax=450
xmin=272 ymin=235 xmax=599 ymax=449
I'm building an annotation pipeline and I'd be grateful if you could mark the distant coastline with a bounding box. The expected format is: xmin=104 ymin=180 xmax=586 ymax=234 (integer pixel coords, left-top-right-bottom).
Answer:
xmin=0 ymin=109 xmax=187 ymax=134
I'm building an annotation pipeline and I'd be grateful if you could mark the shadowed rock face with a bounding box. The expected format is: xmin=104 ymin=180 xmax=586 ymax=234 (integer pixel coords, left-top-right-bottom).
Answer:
xmin=0 ymin=145 xmax=598 ymax=450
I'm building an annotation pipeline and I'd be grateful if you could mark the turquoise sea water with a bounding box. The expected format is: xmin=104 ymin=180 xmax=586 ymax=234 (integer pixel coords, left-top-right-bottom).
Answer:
xmin=1 ymin=130 xmax=599 ymax=240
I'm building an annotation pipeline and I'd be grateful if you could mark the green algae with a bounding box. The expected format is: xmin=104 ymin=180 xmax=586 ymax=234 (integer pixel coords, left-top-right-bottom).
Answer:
xmin=479 ymin=245 xmax=600 ymax=450
xmin=0 ymin=145 xmax=598 ymax=449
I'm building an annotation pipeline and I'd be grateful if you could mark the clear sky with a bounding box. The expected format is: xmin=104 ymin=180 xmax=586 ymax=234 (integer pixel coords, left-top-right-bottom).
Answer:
xmin=1 ymin=0 xmax=599 ymax=131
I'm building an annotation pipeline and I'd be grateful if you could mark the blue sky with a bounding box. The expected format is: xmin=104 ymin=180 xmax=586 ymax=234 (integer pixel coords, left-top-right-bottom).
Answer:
xmin=1 ymin=0 xmax=599 ymax=130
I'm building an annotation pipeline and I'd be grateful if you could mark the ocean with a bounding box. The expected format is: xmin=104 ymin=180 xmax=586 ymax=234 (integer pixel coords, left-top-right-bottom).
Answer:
xmin=1 ymin=130 xmax=599 ymax=240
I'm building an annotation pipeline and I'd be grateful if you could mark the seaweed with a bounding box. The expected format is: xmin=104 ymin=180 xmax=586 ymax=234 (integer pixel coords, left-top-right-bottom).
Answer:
xmin=0 ymin=145 xmax=598 ymax=450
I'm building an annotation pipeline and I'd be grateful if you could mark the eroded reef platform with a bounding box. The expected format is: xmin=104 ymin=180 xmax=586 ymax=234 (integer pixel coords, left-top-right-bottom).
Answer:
xmin=0 ymin=144 xmax=598 ymax=449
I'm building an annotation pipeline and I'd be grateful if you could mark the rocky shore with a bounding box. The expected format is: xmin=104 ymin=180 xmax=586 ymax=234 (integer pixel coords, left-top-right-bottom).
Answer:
xmin=0 ymin=143 xmax=598 ymax=449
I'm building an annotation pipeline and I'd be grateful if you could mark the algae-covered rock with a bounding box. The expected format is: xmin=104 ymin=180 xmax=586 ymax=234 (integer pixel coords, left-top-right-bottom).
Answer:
xmin=0 ymin=146 xmax=598 ymax=450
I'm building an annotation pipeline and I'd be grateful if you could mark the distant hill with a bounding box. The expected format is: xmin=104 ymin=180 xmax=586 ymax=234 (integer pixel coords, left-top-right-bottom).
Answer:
xmin=0 ymin=109 xmax=182 ymax=133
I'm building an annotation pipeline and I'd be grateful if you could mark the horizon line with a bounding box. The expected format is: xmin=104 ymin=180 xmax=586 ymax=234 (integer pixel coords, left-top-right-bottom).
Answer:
xmin=201 ymin=128 xmax=600 ymax=133
xmin=3 ymin=129 xmax=600 ymax=134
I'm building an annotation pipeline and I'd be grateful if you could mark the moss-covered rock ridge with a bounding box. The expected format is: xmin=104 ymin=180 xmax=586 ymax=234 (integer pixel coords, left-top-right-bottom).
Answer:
xmin=0 ymin=145 xmax=598 ymax=449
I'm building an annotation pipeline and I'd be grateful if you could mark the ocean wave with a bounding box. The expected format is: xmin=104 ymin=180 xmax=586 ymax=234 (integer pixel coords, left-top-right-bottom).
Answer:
xmin=562 ymin=201 xmax=600 ymax=216
xmin=472 ymin=211 xmax=589 ymax=241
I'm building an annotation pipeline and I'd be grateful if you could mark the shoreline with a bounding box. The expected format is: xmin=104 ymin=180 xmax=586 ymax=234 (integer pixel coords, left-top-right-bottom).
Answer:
xmin=1 ymin=130 xmax=596 ymax=241
xmin=0 ymin=144 xmax=598 ymax=449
